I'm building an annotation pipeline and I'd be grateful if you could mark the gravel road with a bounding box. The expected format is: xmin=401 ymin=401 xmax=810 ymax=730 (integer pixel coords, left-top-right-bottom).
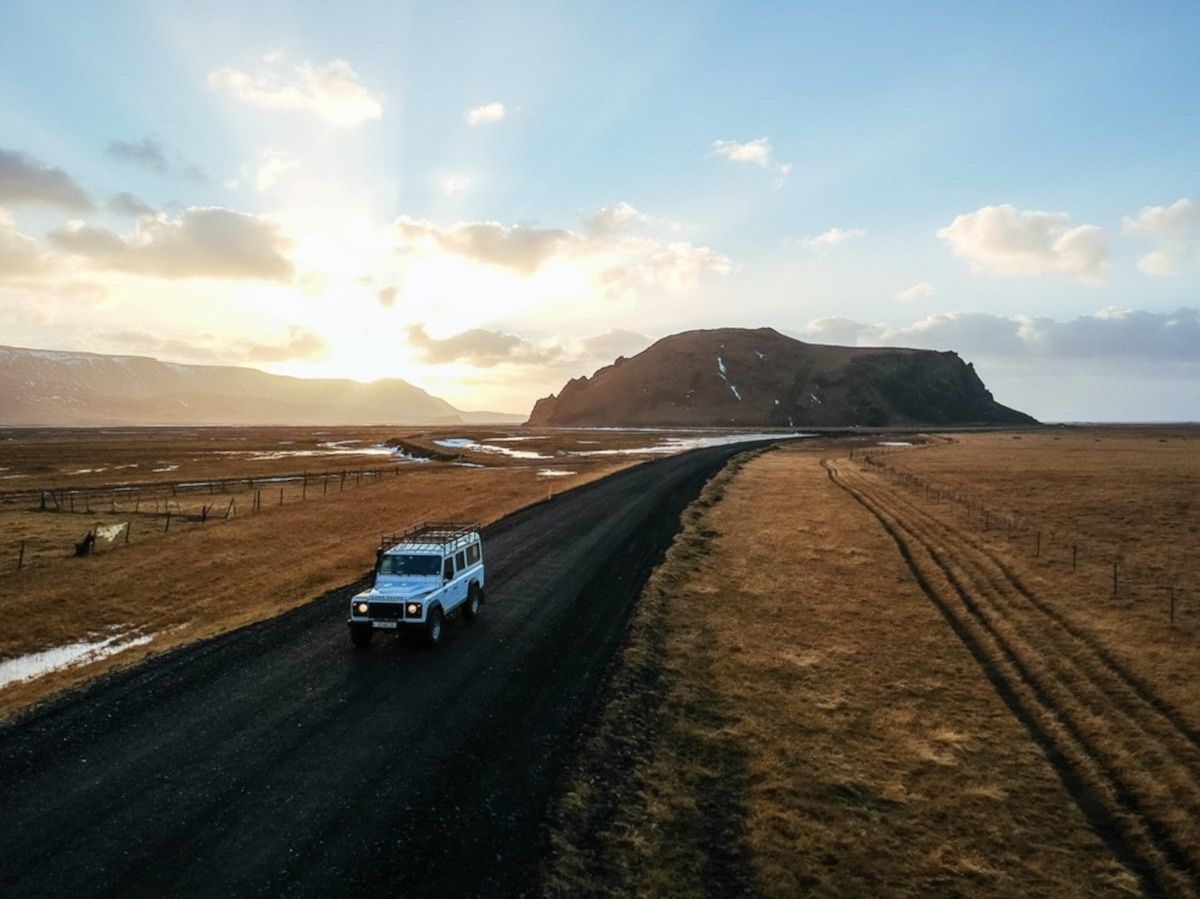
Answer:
xmin=0 ymin=442 xmax=768 ymax=898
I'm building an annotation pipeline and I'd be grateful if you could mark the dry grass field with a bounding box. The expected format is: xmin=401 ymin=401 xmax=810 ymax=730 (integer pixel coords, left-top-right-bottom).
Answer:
xmin=0 ymin=425 xmax=688 ymax=718
xmin=546 ymin=429 xmax=1200 ymax=897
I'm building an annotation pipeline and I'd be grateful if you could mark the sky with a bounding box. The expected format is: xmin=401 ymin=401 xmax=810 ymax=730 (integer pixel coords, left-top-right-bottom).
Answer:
xmin=1 ymin=0 xmax=1198 ymax=420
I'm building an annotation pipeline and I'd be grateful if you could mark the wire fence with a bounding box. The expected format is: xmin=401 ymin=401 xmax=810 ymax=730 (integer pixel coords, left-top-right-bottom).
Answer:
xmin=848 ymin=443 xmax=1191 ymax=629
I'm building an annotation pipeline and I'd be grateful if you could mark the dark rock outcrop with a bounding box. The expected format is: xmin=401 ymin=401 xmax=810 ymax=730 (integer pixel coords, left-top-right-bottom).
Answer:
xmin=526 ymin=327 xmax=1035 ymax=427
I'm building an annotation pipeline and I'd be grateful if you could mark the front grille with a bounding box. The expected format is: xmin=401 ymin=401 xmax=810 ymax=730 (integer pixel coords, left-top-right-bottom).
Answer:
xmin=368 ymin=602 xmax=404 ymax=620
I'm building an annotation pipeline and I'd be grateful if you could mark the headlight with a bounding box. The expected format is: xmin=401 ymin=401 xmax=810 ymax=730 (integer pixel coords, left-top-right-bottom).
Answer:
xmin=355 ymin=601 xmax=369 ymax=615
xmin=406 ymin=603 xmax=420 ymax=615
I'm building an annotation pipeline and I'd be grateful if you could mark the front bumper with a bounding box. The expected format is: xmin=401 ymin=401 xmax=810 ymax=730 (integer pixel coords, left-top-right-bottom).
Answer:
xmin=348 ymin=599 xmax=427 ymax=626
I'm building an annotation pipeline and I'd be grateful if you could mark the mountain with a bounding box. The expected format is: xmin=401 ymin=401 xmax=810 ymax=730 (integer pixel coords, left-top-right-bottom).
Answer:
xmin=527 ymin=327 xmax=1035 ymax=428
xmin=0 ymin=346 xmax=523 ymax=426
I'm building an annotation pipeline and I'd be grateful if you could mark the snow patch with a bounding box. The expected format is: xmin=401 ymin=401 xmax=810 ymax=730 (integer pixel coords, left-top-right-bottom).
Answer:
xmin=0 ymin=633 xmax=154 ymax=689
xmin=537 ymin=469 xmax=574 ymax=478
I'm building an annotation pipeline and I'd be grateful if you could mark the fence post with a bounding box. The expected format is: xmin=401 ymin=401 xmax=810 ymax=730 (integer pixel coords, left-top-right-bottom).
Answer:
xmin=279 ymin=488 xmax=284 ymax=506
xmin=165 ymin=510 xmax=172 ymax=533
xmin=1071 ymin=544 xmax=1077 ymax=573
xmin=302 ymin=474 xmax=308 ymax=500
xmin=1112 ymin=560 xmax=1119 ymax=596
xmin=17 ymin=540 xmax=25 ymax=570
xmin=125 ymin=521 xmax=131 ymax=544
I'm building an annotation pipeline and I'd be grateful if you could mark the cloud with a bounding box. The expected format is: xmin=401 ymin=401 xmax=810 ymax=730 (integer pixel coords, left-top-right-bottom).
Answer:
xmin=108 ymin=192 xmax=156 ymax=216
xmin=584 ymin=201 xmax=648 ymax=236
xmin=0 ymin=147 xmax=94 ymax=210
xmin=802 ymin=307 xmax=1200 ymax=363
xmin=800 ymin=226 xmax=866 ymax=251
xmin=581 ymin=328 xmax=651 ymax=359
xmin=103 ymin=324 xmax=326 ymax=364
xmin=466 ymin=101 xmax=506 ymax=126
xmin=377 ymin=286 xmax=397 ymax=308
xmin=710 ymin=138 xmax=791 ymax=187
xmin=897 ymin=281 xmax=936 ymax=303
xmin=407 ymin=324 xmax=549 ymax=367
xmin=937 ymin=204 xmax=1108 ymax=284
xmin=439 ymin=174 xmax=470 ymax=196
xmin=406 ymin=324 xmax=652 ymax=368
xmin=1123 ymin=197 xmax=1200 ymax=277
xmin=48 ymin=207 xmax=293 ymax=281
xmin=252 ymin=149 xmax=299 ymax=192
xmin=0 ymin=210 xmax=48 ymax=279
xmin=106 ymin=138 xmax=206 ymax=181
xmin=710 ymin=137 xmax=772 ymax=167
xmin=395 ymin=216 xmax=574 ymax=275
xmin=394 ymin=204 xmax=731 ymax=296
xmin=208 ymin=57 xmax=383 ymax=127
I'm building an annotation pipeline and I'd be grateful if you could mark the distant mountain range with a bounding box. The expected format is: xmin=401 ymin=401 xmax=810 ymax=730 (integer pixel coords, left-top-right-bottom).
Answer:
xmin=0 ymin=346 xmax=523 ymax=426
xmin=527 ymin=327 xmax=1035 ymax=427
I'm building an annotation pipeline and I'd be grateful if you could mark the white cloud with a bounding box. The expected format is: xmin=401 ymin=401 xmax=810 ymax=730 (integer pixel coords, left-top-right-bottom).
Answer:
xmin=802 ymin=307 xmax=1200 ymax=363
xmin=466 ymin=101 xmax=506 ymax=126
xmin=897 ymin=281 xmax=936 ymax=303
xmin=252 ymin=149 xmax=300 ymax=192
xmin=800 ymin=226 xmax=866 ymax=251
xmin=937 ymin=203 xmax=1108 ymax=284
xmin=439 ymin=174 xmax=471 ymax=196
xmin=48 ymin=207 xmax=294 ymax=281
xmin=394 ymin=203 xmax=731 ymax=298
xmin=0 ymin=147 xmax=94 ymax=210
xmin=406 ymin=324 xmax=650 ymax=368
xmin=1122 ymin=197 xmax=1200 ymax=277
xmin=208 ymin=57 xmax=383 ymax=128
xmin=710 ymin=137 xmax=772 ymax=167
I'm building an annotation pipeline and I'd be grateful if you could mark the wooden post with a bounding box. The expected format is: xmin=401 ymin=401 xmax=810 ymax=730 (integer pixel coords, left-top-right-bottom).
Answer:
xmin=201 ymin=505 xmax=209 ymax=524
xmin=1112 ymin=560 xmax=1119 ymax=596
xmin=17 ymin=540 xmax=25 ymax=570
xmin=226 ymin=498 xmax=236 ymax=519
xmin=279 ymin=487 xmax=284 ymax=506
xmin=302 ymin=474 xmax=308 ymax=500
xmin=165 ymin=510 xmax=172 ymax=533
xmin=125 ymin=521 xmax=131 ymax=544
xmin=1071 ymin=544 xmax=1077 ymax=573
xmin=323 ymin=475 xmax=328 ymax=495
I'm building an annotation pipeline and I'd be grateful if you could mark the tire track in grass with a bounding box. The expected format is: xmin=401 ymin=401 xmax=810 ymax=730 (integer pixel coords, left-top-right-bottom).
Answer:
xmin=824 ymin=457 xmax=1200 ymax=899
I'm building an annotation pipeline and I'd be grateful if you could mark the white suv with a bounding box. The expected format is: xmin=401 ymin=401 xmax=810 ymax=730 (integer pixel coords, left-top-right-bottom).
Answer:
xmin=348 ymin=522 xmax=486 ymax=648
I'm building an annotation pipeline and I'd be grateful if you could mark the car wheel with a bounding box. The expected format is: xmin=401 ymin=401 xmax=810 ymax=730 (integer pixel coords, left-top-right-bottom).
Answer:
xmin=424 ymin=606 xmax=444 ymax=647
xmin=463 ymin=585 xmax=482 ymax=621
xmin=349 ymin=623 xmax=372 ymax=648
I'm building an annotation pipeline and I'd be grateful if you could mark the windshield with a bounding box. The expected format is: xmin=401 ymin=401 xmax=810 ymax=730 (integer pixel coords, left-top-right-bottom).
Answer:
xmin=377 ymin=553 xmax=440 ymax=577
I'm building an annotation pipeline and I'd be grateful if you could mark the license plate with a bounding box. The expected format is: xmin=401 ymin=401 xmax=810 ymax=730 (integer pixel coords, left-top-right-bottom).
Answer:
xmin=373 ymin=620 xmax=399 ymax=629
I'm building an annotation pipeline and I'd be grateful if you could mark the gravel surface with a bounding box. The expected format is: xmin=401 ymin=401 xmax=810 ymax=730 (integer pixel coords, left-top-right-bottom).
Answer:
xmin=0 ymin=442 xmax=769 ymax=898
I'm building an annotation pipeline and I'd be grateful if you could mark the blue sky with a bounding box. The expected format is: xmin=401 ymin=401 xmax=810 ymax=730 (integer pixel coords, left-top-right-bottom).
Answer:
xmin=1 ymin=1 xmax=1197 ymax=417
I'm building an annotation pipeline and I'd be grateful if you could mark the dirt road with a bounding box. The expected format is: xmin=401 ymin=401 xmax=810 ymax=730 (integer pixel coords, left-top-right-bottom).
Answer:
xmin=0 ymin=442 xmax=769 ymax=898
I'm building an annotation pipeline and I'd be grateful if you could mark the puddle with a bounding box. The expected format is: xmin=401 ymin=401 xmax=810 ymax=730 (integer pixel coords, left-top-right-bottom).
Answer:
xmin=568 ymin=432 xmax=811 ymax=456
xmin=434 ymin=438 xmax=552 ymax=460
xmin=0 ymin=633 xmax=154 ymax=689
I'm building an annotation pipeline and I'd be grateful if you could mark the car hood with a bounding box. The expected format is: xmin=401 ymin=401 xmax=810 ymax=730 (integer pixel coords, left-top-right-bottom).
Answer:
xmin=355 ymin=580 xmax=437 ymax=601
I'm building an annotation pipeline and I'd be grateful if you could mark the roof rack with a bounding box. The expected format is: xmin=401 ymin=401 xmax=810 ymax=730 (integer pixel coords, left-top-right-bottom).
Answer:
xmin=380 ymin=521 xmax=481 ymax=551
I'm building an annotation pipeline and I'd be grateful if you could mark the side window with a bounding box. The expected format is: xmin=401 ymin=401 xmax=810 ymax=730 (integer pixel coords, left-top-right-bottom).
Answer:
xmin=442 ymin=557 xmax=454 ymax=581
xmin=455 ymin=551 xmax=466 ymax=570
xmin=466 ymin=543 xmax=480 ymax=566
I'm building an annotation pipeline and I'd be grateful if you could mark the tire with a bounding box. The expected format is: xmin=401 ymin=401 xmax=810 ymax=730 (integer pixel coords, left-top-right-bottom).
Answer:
xmin=463 ymin=584 xmax=482 ymax=621
xmin=424 ymin=606 xmax=445 ymax=647
xmin=349 ymin=623 xmax=372 ymax=648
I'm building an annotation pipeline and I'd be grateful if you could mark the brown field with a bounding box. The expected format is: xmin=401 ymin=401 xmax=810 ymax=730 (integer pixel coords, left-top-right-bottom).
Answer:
xmin=545 ymin=428 xmax=1200 ymax=897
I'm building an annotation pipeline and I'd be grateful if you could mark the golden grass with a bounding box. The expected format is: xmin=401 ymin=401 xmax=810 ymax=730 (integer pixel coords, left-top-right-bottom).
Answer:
xmin=0 ymin=452 xmax=630 ymax=720
xmin=544 ymin=443 xmax=1133 ymax=897
xmin=874 ymin=428 xmax=1200 ymax=727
